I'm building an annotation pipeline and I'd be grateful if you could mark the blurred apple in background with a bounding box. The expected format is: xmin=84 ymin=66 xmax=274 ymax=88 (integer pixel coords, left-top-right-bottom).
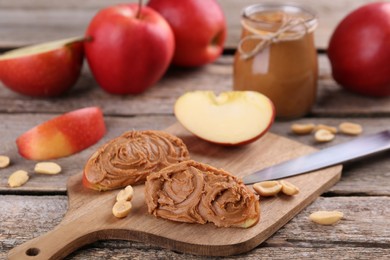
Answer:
xmin=17 ymin=107 xmax=106 ymax=160
xmin=148 ymin=0 xmax=226 ymax=67
xmin=85 ymin=3 xmax=175 ymax=95
xmin=328 ymin=2 xmax=390 ymax=97
xmin=0 ymin=37 xmax=84 ymax=97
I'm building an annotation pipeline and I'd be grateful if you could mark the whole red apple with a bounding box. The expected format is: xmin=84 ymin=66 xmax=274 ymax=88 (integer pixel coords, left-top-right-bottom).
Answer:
xmin=328 ymin=2 xmax=390 ymax=97
xmin=0 ymin=37 xmax=84 ymax=97
xmin=148 ymin=0 xmax=226 ymax=67
xmin=85 ymin=4 xmax=175 ymax=94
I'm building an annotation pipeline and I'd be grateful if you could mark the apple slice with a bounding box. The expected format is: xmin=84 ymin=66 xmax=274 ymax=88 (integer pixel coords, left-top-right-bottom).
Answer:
xmin=0 ymin=36 xmax=85 ymax=97
xmin=16 ymin=107 xmax=106 ymax=160
xmin=174 ymin=91 xmax=275 ymax=146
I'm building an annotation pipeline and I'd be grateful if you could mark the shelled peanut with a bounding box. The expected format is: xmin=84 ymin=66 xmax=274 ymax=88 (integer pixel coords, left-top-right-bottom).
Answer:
xmin=113 ymin=185 xmax=134 ymax=218
xmin=339 ymin=122 xmax=363 ymax=135
xmin=309 ymin=210 xmax=344 ymax=225
xmin=5 ymin=160 xmax=63 ymax=188
xmin=34 ymin=162 xmax=62 ymax=175
xmin=291 ymin=122 xmax=363 ymax=143
xmin=253 ymin=180 xmax=299 ymax=197
xmin=0 ymin=155 xmax=11 ymax=168
xmin=8 ymin=170 xmax=29 ymax=187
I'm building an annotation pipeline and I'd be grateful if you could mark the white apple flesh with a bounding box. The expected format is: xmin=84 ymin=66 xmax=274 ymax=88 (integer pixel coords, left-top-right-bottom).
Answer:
xmin=0 ymin=37 xmax=83 ymax=60
xmin=174 ymin=91 xmax=275 ymax=146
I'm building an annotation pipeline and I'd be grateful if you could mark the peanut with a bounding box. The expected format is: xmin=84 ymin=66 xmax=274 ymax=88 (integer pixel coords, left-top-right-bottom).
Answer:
xmin=309 ymin=210 xmax=343 ymax=225
xmin=8 ymin=170 xmax=29 ymax=187
xmin=0 ymin=155 xmax=10 ymax=168
xmin=116 ymin=185 xmax=134 ymax=202
xmin=291 ymin=123 xmax=315 ymax=135
xmin=253 ymin=181 xmax=282 ymax=197
xmin=339 ymin=122 xmax=363 ymax=135
xmin=112 ymin=200 xmax=132 ymax=218
xmin=34 ymin=162 xmax=62 ymax=175
xmin=314 ymin=129 xmax=335 ymax=143
xmin=315 ymin=124 xmax=338 ymax=134
xmin=280 ymin=180 xmax=300 ymax=195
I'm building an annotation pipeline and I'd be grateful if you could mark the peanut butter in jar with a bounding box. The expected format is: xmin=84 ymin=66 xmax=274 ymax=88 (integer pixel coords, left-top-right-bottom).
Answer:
xmin=233 ymin=4 xmax=318 ymax=119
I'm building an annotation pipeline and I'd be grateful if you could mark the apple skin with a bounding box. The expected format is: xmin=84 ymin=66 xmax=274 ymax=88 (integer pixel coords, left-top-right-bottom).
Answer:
xmin=16 ymin=107 xmax=106 ymax=160
xmin=174 ymin=91 xmax=275 ymax=146
xmin=85 ymin=4 xmax=175 ymax=95
xmin=0 ymin=40 xmax=84 ymax=97
xmin=328 ymin=2 xmax=390 ymax=97
xmin=82 ymin=168 xmax=106 ymax=191
xmin=148 ymin=0 xmax=226 ymax=67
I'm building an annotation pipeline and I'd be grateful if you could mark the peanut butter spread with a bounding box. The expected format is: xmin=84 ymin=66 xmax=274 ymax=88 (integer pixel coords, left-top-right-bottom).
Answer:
xmin=145 ymin=160 xmax=260 ymax=228
xmin=83 ymin=130 xmax=190 ymax=191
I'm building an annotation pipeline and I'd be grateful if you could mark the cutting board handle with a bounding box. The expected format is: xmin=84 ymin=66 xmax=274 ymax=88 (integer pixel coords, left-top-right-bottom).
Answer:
xmin=7 ymin=218 xmax=96 ymax=260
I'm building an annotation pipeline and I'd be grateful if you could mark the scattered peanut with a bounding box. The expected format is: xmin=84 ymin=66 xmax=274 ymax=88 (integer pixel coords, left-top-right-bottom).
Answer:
xmin=280 ymin=180 xmax=300 ymax=195
xmin=8 ymin=170 xmax=29 ymax=188
xmin=34 ymin=162 xmax=62 ymax=175
xmin=315 ymin=124 xmax=338 ymax=134
xmin=113 ymin=185 xmax=135 ymax=218
xmin=309 ymin=210 xmax=344 ymax=225
xmin=116 ymin=185 xmax=134 ymax=202
xmin=291 ymin=123 xmax=315 ymax=135
xmin=0 ymin=155 xmax=10 ymax=168
xmin=339 ymin=122 xmax=363 ymax=135
xmin=112 ymin=200 xmax=133 ymax=218
xmin=314 ymin=129 xmax=335 ymax=143
xmin=253 ymin=181 xmax=282 ymax=197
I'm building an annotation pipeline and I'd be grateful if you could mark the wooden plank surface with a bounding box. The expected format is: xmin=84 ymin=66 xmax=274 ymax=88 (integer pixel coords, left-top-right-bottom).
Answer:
xmin=0 ymin=0 xmax=378 ymax=50
xmin=7 ymin=123 xmax=341 ymax=258
xmin=1 ymin=55 xmax=390 ymax=117
xmin=2 ymin=195 xmax=389 ymax=259
xmin=0 ymin=115 xmax=389 ymax=195
xmin=1 ymin=1 xmax=390 ymax=259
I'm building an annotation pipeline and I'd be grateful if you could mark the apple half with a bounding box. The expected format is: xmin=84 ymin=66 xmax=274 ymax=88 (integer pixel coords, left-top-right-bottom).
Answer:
xmin=0 ymin=36 xmax=85 ymax=97
xmin=174 ymin=91 xmax=275 ymax=145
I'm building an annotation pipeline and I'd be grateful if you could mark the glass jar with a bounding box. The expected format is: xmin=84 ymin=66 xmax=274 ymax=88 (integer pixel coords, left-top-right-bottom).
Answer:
xmin=233 ymin=3 xmax=318 ymax=119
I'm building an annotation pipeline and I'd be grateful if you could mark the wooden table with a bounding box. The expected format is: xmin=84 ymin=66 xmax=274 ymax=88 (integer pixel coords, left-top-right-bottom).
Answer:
xmin=1 ymin=1 xmax=389 ymax=259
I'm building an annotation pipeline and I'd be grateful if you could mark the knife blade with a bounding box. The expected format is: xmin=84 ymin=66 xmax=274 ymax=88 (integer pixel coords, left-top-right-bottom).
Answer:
xmin=243 ymin=130 xmax=390 ymax=185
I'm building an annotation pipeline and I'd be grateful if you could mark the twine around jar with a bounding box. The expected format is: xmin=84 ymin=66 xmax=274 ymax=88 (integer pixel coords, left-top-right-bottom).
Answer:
xmin=238 ymin=15 xmax=309 ymax=60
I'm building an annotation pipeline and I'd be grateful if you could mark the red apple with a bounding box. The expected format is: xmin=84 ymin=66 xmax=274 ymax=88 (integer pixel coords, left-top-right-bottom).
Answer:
xmin=84 ymin=3 xmax=175 ymax=94
xmin=174 ymin=91 xmax=275 ymax=146
xmin=148 ymin=0 xmax=226 ymax=67
xmin=328 ymin=2 xmax=390 ymax=97
xmin=0 ymin=37 xmax=84 ymax=97
xmin=16 ymin=107 xmax=106 ymax=160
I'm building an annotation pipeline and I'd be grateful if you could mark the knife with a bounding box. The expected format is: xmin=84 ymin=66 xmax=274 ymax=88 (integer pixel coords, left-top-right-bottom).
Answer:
xmin=243 ymin=130 xmax=390 ymax=185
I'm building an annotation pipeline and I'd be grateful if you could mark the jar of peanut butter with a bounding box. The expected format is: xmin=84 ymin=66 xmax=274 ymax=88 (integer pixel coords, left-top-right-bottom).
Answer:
xmin=233 ymin=3 xmax=318 ymax=119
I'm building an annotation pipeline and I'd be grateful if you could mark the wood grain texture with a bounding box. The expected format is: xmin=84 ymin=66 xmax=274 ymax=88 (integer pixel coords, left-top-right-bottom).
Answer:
xmin=2 ymin=195 xmax=390 ymax=259
xmin=7 ymin=123 xmax=341 ymax=259
xmin=1 ymin=1 xmax=389 ymax=258
xmin=0 ymin=0 xmax=378 ymax=49
xmin=1 ymin=115 xmax=389 ymax=195
xmin=0 ymin=55 xmax=389 ymax=117
xmin=0 ymin=115 xmax=176 ymax=193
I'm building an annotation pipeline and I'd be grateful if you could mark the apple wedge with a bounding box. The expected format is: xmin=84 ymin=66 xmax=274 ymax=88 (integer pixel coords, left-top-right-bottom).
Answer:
xmin=16 ymin=107 xmax=106 ymax=160
xmin=174 ymin=91 xmax=275 ymax=145
xmin=0 ymin=36 xmax=85 ymax=97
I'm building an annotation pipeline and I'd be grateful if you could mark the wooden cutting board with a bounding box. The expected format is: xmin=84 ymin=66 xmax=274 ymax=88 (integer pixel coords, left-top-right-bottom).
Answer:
xmin=8 ymin=123 xmax=342 ymax=259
